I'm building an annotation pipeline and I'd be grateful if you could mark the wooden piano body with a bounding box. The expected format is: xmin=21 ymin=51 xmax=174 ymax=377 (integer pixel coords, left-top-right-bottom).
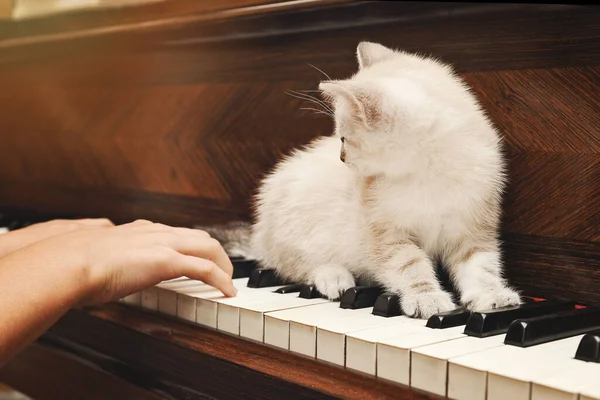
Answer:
xmin=0 ymin=1 xmax=599 ymax=399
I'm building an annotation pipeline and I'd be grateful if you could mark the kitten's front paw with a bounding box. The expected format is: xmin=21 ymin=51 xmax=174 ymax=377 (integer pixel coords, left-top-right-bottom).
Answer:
xmin=462 ymin=287 xmax=522 ymax=311
xmin=401 ymin=290 xmax=456 ymax=319
xmin=313 ymin=264 xmax=355 ymax=300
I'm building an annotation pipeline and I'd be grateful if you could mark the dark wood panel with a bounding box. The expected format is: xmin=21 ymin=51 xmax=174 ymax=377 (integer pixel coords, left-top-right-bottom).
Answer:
xmin=0 ymin=342 xmax=166 ymax=400
xmin=464 ymin=67 xmax=600 ymax=241
xmin=503 ymin=234 xmax=600 ymax=306
xmin=0 ymin=0 xmax=331 ymax=40
xmin=1 ymin=2 xmax=599 ymax=308
xmin=0 ymin=0 xmax=599 ymax=335
xmin=28 ymin=303 xmax=443 ymax=400
xmin=1 ymin=66 xmax=599 ymax=239
xmin=2 ymin=2 xmax=600 ymax=73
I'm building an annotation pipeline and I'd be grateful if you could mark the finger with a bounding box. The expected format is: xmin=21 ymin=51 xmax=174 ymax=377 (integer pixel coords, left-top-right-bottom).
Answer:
xmin=158 ymin=233 xmax=234 ymax=277
xmin=122 ymin=219 xmax=153 ymax=227
xmin=137 ymin=223 xmax=210 ymax=238
xmin=176 ymin=254 xmax=237 ymax=297
xmin=75 ymin=218 xmax=115 ymax=227
xmin=170 ymin=226 xmax=211 ymax=239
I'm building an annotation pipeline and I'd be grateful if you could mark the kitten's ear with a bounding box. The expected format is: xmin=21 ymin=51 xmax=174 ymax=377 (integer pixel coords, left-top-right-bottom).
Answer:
xmin=319 ymin=80 xmax=380 ymax=128
xmin=356 ymin=42 xmax=395 ymax=69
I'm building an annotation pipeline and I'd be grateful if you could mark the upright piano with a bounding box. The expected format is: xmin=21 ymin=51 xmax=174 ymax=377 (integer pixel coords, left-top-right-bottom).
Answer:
xmin=0 ymin=1 xmax=599 ymax=399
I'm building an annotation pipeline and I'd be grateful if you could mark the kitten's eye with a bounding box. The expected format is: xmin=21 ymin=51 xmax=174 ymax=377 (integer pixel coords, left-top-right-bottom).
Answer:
xmin=341 ymin=137 xmax=345 ymax=143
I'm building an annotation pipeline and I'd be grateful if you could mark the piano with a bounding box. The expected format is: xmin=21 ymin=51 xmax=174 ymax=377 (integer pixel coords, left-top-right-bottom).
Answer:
xmin=0 ymin=1 xmax=599 ymax=399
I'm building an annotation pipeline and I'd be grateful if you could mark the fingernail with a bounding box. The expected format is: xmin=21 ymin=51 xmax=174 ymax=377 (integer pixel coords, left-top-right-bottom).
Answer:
xmin=229 ymin=286 xmax=238 ymax=297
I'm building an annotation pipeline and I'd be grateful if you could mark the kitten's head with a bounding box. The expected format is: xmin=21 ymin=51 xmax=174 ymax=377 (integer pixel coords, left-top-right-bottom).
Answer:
xmin=319 ymin=42 xmax=477 ymax=177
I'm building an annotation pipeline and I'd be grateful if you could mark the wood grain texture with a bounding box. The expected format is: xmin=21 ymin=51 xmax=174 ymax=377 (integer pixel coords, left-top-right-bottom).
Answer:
xmin=0 ymin=342 xmax=166 ymax=400
xmin=9 ymin=304 xmax=442 ymax=400
xmin=501 ymin=234 xmax=600 ymax=307
xmin=1 ymin=2 xmax=599 ymax=307
xmin=0 ymin=0 xmax=289 ymax=38
xmin=0 ymin=1 xmax=599 ymax=397
xmin=0 ymin=0 xmax=350 ymax=47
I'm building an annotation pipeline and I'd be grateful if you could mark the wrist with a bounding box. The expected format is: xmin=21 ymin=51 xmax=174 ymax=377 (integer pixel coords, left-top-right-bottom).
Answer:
xmin=28 ymin=234 xmax=94 ymax=307
xmin=0 ymin=232 xmax=25 ymax=259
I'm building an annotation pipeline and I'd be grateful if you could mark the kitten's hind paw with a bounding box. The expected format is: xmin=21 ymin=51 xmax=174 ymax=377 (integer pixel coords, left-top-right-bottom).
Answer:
xmin=312 ymin=264 xmax=355 ymax=300
xmin=401 ymin=290 xmax=456 ymax=319
xmin=462 ymin=287 xmax=522 ymax=311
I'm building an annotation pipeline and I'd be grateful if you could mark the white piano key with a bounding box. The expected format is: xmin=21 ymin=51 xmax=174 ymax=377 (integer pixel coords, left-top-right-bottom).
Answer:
xmin=123 ymin=277 xmax=190 ymax=306
xmin=140 ymin=287 xmax=159 ymax=311
xmin=264 ymin=310 xmax=292 ymax=350
xmin=216 ymin=289 xmax=287 ymax=335
xmin=345 ymin=317 xmax=454 ymax=376
xmin=264 ymin=302 xmax=358 ymax=356
xmin=158 ymin=279 xmax=206 ymax=316
xmin=298 ymin=307 xmax=386 ymax=359
xmin=582 ymin=395 xmax=600 ymax=400
xmin=138 ymin=277 xmax=189 ymax=311
xmin=122 ymin=292 xmax=141 ymax=306
xmin=580 ymin=380 xmax=600 ymax=400
xmin=316 ymin=311 xmax=431 ymax=366
xmin=238 ymin=294 xmax=329 ymax=342
xmin=314 ymin=313 xmax=422 ymax=369
xmin=264 ymin=301 xmax=339 ymax=349
xmin=531 ymin=359 xmax=600 ymax=400
xmin=371 ymin=325 xmax=465 ymax=390
xmin=486 ymin=335 xmax=585 ymax=400
xmin=0 ymin=227 xmax=8 ymax=234
xmin=449 ymin=335 xmax=583 ymax=400
xmin=409 ymin=334 xmax=506 ymax=397
xmin=171 ymin=277 xmax=285 ymax=331
xmin=176 ymin=284 xmax=219 ymax=322
xmin=176 ymin=278 xmax=251 ymax=328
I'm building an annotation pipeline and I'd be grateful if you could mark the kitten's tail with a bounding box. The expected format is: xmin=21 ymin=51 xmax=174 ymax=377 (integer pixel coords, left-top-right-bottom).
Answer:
xmin=194 ymin=221 xmax=254 ymax=259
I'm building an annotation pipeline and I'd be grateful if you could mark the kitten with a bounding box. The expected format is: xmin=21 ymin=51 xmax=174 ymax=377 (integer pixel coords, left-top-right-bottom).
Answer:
xmin=203 ymin=42 xmax=521 ymax=318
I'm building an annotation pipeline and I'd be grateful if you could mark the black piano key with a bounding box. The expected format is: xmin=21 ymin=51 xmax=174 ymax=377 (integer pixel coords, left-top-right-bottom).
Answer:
xmin=275 ymin=284 xmax=305 ymax=294
xmin=522 ymin=297 xmax=537 ymax=304
xmin=247 ymin=268 xmax=287 ymax=288
xmin=505 ymin=307 xmax=600 ymax=347
xmin=372 ymin=292 xmax=403 ymax=317
xmin=340 ymin=285 xmax=384 ymax=309
xmin=464 ymin=299 xmax=576 ymax=338
xmin=298 ymin=284 xmax=326 ymax=299
xmin=231 ymin=259 xmax=259 ymax=279
xmin=426 ymin=308 xmax=471 ymax=329
xmin=574 ymin=329 xmax=600 ymax=362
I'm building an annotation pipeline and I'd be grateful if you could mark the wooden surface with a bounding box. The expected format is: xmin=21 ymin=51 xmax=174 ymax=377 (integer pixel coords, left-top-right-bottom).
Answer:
xmin=0 ymin=0 xmax=347 ymax=43
xmin=0 ymin=1 xmax=599 ymax=306
xmin=0 ymin=0 xmax=13 ymax=19
xmin=0 ymin=2 xmax=599 ymax=398
xmin=1 ymin=303 xmax=443 ymax=400
xmin=0 ymin=342 xmax=165 ymax=400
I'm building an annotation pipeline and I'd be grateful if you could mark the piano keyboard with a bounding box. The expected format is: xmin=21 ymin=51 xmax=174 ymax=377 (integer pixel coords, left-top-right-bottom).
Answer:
xmin=1 ymin=218 xmax=599 ymax=400
xmin=114 ymin=258 xmax=600 ymax=400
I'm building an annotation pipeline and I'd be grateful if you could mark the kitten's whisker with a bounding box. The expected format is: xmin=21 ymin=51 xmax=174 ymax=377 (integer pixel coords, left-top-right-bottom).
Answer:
xmin=300 ymin=107 xmax=333 ymax=117
xmin=307 ymin=63 xmax=333 ymax=81
xmin=288 ymin=93 xmax=333 ymax=116
xmin=287 ymin=90 xmax=334 ymax=115
xmin=286 ymin=90 xmax=334 ymax=116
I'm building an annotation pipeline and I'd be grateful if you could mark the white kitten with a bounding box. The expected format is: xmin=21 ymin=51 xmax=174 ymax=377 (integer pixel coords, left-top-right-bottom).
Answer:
xmin=204 ymin=42 xmax=521 ymax=318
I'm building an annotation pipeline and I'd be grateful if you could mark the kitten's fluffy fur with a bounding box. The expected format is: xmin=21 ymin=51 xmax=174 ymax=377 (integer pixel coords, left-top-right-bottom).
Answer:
xmin=207 ymin=42 xmax=521 ymax=318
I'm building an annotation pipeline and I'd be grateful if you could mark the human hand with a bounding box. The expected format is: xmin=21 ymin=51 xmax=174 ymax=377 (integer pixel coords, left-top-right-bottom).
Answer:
xmin=0 ymin=218 xmax=114 ymax=258
xmin=33 ymin=219 xmax=236 ymax=305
